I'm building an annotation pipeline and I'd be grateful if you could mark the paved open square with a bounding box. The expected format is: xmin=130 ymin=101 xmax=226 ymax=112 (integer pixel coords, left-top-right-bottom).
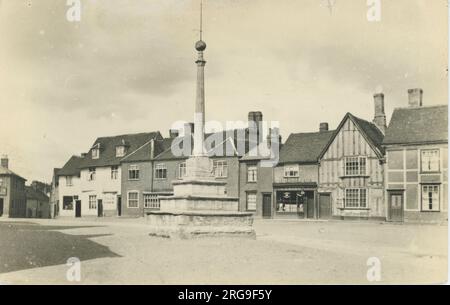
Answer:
xmin=0 ymin=218 xmax=447 ymax=284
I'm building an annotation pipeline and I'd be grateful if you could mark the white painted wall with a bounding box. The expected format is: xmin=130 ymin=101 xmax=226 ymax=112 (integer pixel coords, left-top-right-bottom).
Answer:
xmin=58 ymin=175 xmax=81 ymax=217
xmin=79 ymin=166 xmax=122 ymax=216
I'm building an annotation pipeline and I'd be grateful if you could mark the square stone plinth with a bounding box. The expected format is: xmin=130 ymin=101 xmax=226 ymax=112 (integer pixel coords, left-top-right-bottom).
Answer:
xmin=146 ymin=210 xmax=256 ymax=239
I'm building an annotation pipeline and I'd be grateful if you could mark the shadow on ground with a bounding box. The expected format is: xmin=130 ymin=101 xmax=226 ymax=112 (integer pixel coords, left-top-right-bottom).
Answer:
xmin=0 ymin=222 xmax=120 ymax=274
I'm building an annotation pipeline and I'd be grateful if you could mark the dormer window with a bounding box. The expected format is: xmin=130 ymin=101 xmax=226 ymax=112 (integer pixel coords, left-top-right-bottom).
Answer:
xmin=116 ymin=146 xmax=126 ymax=157
xmin=92 ymin=148 xmax=100 ymax=159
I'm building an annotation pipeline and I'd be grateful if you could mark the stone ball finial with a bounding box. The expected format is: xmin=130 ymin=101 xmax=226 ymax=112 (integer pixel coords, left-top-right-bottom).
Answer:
xmin=195 ymin=40 xmax=207 ymax=51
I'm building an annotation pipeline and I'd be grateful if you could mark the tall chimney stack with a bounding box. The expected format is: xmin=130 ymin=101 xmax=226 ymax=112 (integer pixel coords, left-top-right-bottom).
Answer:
xmin=1 ymin=155 xmax=8 ymax=169
xmin=319 ymin=122 xmax=329 ymax=132
xmin=373 ymin=93 xmax=387 ymax=134
xmin=169 ymin=129 xmax=179 ymax=138
xmin=408 ymin=88 xmax=423 ymax=107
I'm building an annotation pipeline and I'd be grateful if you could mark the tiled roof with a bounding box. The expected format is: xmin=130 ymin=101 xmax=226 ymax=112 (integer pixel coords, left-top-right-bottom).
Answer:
xmin=318 ymin=113 xmax=385 ymax=160
xmin=0 ymin=166 xmax=26 ymax=180
xmin=348 ymin=113 xmax=385 ymax=154
xmin=279 ymin=130 xmax=335 ymax=164
xmin=79 ymin=132 xmax=162 ymax=168
xmin=121 ymin=138 xmax=175 ymax=163
xmin=57 ymin=156 xmax=84 ymax=176
xmin=383 ymin=105 xmax=448 ymax=145
xmin=25 ymin=186 xmax=50 ymax=202
xmin=153 ymin=129 xmax=249 ymax=161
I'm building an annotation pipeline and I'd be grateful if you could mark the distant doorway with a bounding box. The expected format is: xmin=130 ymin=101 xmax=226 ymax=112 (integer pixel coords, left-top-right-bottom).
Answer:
xmin=388 ymin=191 xmax=404 ymax=222
xmin=97 ymin=199 xmax=103 ymax=217
xmin=117 ymin=196 xmax=122 ymax=216
xmin=319 ymin=193 xmax=331 ymax=219
xmin=75 ymin=200 xmax=81 ymax=218
xmin=306 ymin=195 xmax=315 ymax=219
xmin=262 ymin=193 xmax=272 ymax=218
xmin=0 ymin=198 xmax=4 ymax=217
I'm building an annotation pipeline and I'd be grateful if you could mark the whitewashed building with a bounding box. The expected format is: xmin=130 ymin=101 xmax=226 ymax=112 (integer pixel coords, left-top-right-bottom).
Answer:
xmin=56 ymin=132 xmax=162 ymax=218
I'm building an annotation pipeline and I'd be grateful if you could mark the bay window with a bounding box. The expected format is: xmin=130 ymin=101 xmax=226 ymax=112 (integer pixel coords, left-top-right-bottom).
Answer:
xmin=345 ymin=188 xmax=367 ymax=208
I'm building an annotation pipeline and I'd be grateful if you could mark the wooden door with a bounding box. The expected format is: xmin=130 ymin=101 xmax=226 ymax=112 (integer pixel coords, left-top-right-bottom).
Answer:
xmin=319 ymin=193 xmax=331 ymax=219
xmin=0 ymin=198 xmax=3 ymax=217
xmin=75 ymin=200 xmax=81 ymax=218
xmin=307 ymin=196 xmax=315 ymax=219
xmin=389 ymin=192 xmax=403 ymax=222
xmin=262 ymin=193 xmax=272 ymax=218
xmin=97 ymin=199 xmax=103 ymax=217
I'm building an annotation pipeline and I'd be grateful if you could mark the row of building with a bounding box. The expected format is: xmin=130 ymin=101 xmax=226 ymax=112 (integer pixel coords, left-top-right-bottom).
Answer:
xmin=0 ymin=156 xmax=52 ymax=218
xmin=49 ymin=88 xmax=447 ymax=223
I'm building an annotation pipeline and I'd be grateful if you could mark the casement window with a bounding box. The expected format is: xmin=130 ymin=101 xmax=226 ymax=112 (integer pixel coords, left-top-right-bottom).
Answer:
xmin=247 ymin=165 xmax=258 ymax=182
xmin=246 ymin=192 xmax=257 ymax=211
xmin=116 ymin=146 xmax=126 ymax=157
xmin=213 ymin=160 xmax=228 ymax=178
xmin=178 ymin=162 xmax=187 ymax=179
xmin=421 ymin=185 xmax=440 ymax=211
xmin=66 ymin=176 xmax=73 ymax=186
xmin=284 ymin=165 xmax=299 ymax=178
xmin=155 ymin=164 xmax=167 ymax=179
xmin=111 ymin=166 xmax=119 ymax=180
xmin=88 ymin=195 xmax=97 ymax=209
xmin=88 ymin=168 xmax=96 ymax=181
xmin=92 ymin=148 xmax=99 ymax=159
xmin=128 ymin=165 xmax=140 ymax=180
xmin=344 ymin=156 xmax=367 ymax=176
xmin=144 ymin=194 xmax=160 ymax=209
xmin=345 ymin=188 xmax=367 ymax=208
xmin=127 ymin=192 xmax=139 ymax=208
xmin=421 ymin=149 xmax=440 ymax=172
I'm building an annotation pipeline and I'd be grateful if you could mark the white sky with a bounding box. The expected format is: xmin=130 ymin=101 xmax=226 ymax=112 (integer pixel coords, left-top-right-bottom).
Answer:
xmin=0 ymin=0 xmax=447 ymax=182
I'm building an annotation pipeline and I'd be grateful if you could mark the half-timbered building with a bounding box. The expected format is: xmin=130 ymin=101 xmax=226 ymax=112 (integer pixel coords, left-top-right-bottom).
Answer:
xmin=317 ymin=94 xmax=386 ymax=220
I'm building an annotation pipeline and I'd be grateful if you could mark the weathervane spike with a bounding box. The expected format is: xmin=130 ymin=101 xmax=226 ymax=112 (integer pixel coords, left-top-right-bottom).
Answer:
xmin=200 ymin=0 xmax=203 ymax=40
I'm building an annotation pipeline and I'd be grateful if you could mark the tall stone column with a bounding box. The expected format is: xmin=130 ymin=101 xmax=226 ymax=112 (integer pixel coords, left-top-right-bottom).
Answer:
xmin=193 ymin=45 xmax=206 ymax=157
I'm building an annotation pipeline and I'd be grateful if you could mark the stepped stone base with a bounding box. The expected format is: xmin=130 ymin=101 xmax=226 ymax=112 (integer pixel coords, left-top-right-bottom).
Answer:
xmin=147 ymin=155 xmax=255 ymax=239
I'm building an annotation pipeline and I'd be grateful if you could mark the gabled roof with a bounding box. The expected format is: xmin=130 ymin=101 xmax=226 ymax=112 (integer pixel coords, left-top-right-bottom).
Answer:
xmin=318 ymin=113 xmax=385 ymax=160
xmin=57 ymin=155 xmax=84 ymax=176
xmin=383 ymin=105 xmax=448 ymax=145
xmin=25 ymin=186 xmax=49 ymax=202
xmin=79 ymin=132 xmax=162 ymax=168
xmin=0 ymin=166 xmax=26 ymax=181
xmin=279 ymin=130 xmax=335 ymax=164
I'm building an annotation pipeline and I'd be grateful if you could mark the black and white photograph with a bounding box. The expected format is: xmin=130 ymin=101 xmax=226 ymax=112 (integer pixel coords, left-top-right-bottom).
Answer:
xmin=0 ymin=0 xmax=448 ymax=288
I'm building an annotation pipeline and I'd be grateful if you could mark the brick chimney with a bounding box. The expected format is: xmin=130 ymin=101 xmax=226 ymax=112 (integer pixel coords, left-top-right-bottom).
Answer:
xmin=1 ymin=155 xmax=8 ymax=169
xmin=169 ymin=129 xmax=179 ymax=138
xmin=183 ymin=122 xmax=194 ymax=136
xmin=248 ymin=111 xmax=263 ymax=144
xmin=319 ymin=122 xmax=329 ymax=132
xmin=266 ymin=127 xmax=282 ymax=149
xmin=373 ymin=93 xmax=387 ymax=134
xmin=408 ymin=88 xmax=423 ymax=107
